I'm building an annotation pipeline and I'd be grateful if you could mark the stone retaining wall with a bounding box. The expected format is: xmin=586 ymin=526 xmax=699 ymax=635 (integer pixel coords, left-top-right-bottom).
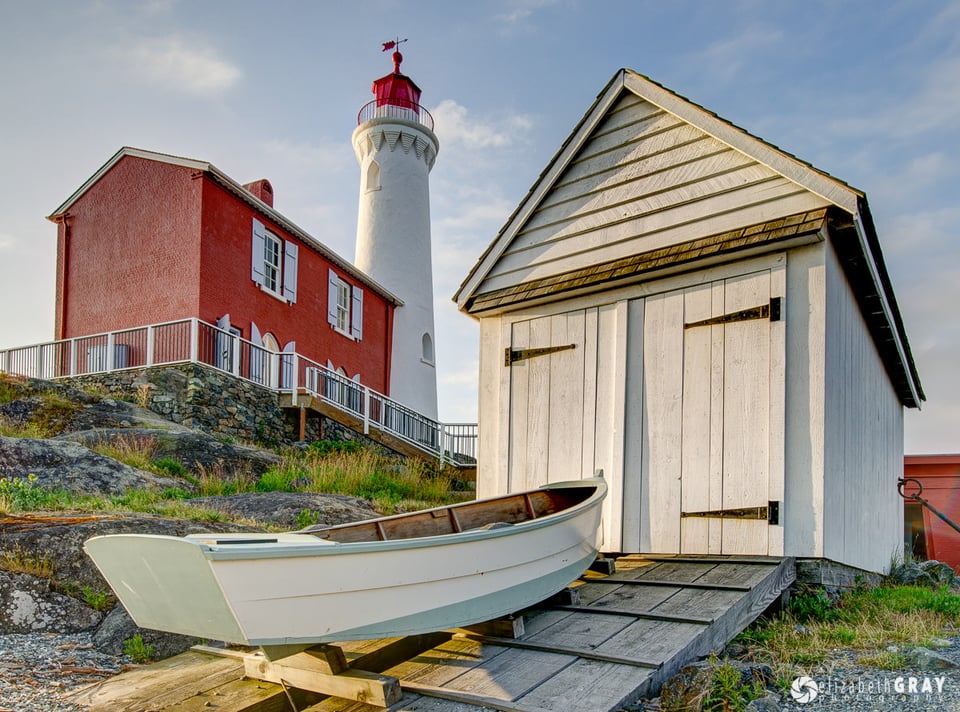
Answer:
xmin=62 ymin=365 xmax=415 ymax=459
xmin=63 ymin=364 xmax=292 ymax=446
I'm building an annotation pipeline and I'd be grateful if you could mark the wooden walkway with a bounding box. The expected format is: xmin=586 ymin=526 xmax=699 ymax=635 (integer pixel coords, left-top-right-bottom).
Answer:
xmin=69 ymin=555 xmax=795 ymax=712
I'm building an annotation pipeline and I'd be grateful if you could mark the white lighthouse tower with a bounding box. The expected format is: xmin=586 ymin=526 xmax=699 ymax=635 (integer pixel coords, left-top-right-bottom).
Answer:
xmin=353 ymin=45 xmax=439 ymax=420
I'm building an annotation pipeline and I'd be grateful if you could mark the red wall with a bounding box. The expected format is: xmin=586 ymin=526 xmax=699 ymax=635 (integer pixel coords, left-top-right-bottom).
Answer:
xmin=904 ymin=455 xmax=960 ymax=569
xmin=55 ymin=157 xmax=201 ymax=338
xmin=54 ymin=154 xmax=394 ymax=395
xmin=197 ymin=177 xmax=393 ymax=392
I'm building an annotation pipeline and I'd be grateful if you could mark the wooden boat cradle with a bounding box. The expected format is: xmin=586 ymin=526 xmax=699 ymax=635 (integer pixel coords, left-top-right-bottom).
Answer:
xmin=69 ymin=555 xmax=797 ymax=711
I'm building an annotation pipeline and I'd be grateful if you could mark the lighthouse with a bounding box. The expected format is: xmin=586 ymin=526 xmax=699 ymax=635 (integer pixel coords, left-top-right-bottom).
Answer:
xmin=353 ymin=45 xmax=439 ymax=420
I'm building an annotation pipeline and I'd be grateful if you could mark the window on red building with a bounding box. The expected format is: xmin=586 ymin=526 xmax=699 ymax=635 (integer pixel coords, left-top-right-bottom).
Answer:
xmin=251 ymin=218 xmax=298 ymax=303
xmin=327 ymin=269 xmax=363 ymax=340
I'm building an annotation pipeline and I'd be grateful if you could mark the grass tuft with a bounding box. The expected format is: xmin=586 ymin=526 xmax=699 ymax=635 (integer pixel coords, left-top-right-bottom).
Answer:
xmin=0 ymin=436 xmax=465 ymax=524
xmin=701 ymin=656 xmax=766 ymax=712
xmin=123 ymin=634 xmax=156 ymax=664
xmin=737 ymin=582 xmax=960 ymax=675
xmin=0 ymin=544 xmax=55 ymax=578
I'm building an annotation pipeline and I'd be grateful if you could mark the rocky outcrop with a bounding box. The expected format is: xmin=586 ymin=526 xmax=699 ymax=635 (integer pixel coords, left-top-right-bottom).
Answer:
xmin=889 ymin=559 xmax=958 ymax=589
xmin=187 ymin=491 xmax=378 ymax=528
xmin=0 ymin=513 xmax=258 ymax=592
xmin=0 ymin=571 xmax=103 ymax=633
xmin=0 ymin=373 xmax=392 ymax=658
xmin=0 ymin=436 xmax=187 ymax=495
xmin=93 ymin=605 xmax=198 ymax=660
xmin=58 ymin=427 xmax=281 ymax=478
xmin=0 ymin=378 xmax=178 ymax=436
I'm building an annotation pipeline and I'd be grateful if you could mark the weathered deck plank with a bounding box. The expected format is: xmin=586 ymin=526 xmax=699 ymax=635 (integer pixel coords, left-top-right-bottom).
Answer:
xmin=70 ymin=555 xmax=796 ymax=712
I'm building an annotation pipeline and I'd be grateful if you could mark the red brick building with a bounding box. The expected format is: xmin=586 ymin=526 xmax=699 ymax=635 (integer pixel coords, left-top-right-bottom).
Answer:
xmin=49 ymin=147 xmax=399 ymax=394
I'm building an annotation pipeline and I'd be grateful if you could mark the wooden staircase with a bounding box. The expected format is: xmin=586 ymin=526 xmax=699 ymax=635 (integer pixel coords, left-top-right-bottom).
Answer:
xmin=280 ymin=393 xmax=477 ymax=482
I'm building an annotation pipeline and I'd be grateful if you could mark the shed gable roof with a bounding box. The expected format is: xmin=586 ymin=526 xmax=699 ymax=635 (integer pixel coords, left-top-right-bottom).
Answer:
xmin=455 ymin=69 xmax=922 ymax=408
xmin=49 ymin=147 xmax=402 ymax=305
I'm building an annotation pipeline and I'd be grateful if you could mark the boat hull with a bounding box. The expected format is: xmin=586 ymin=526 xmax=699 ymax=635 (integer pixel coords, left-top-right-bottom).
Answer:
xmin=85 ymin=478 xmax=605 ymax=646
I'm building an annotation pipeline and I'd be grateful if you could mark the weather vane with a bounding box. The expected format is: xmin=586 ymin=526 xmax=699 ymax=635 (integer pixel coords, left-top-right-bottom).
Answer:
xmin=382 ymin=37 xmax=408 ymax=73
xmin=381 ymin=37 xmax=408 ymax=53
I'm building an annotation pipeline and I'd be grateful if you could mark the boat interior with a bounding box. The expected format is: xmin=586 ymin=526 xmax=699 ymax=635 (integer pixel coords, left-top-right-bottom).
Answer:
xmin=301 ymin=484 xmax=597 ymax=543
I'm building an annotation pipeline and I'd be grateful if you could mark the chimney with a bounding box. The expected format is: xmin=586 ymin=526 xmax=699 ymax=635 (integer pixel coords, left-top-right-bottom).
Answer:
xmin=242 ymin=179 xmax=274 ymax=208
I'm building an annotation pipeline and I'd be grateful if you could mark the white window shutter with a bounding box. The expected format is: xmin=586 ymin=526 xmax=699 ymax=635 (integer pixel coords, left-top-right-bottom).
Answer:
xmin=251 ymin=219 xmax=267 ymax=285
xmin=282 ymin=241 xmax=298 ymax=303
xmin=327 ymin=269 xmax=339 ymax=327
xmin=351 ymin=286 xmax=363 ymax=340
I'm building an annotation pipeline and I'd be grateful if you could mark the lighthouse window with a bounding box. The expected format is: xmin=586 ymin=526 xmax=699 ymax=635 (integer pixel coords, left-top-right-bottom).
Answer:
xmin=421 ymin=332 xmax=434 ymax=365
xmin=365 ymin=160 xmax=381 ymax=192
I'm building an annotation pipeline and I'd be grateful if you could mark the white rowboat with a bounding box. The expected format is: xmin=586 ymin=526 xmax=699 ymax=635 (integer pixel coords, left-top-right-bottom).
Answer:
xmin=85 ymin=477 xmax=606 ymax=652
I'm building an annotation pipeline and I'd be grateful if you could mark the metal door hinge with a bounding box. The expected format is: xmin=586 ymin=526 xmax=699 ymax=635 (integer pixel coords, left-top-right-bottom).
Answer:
xmin=681 ymin=501 xmax=780 ymax=525
xmin=505 ymin=343 xmax=575 ymax=366
xmin=684 ymin=297 xmax=781 ymax=329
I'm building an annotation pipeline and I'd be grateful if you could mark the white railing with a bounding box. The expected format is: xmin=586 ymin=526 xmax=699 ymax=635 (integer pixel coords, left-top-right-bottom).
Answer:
xmin=0 ymin=319 xmax=477 ymax=467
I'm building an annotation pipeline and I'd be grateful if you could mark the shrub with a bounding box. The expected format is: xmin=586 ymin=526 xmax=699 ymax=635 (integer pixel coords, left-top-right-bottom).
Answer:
xmin=123 ymin=634 xmax=156 ymax=664
xmin=295 ymin=509 xmax=319 ymax=529
xmin=150 ymin=457 xmax=188 ymax=477
xmin=0 ymin=474 xmax=62 ymax=512
xmin=81 ymin=586 xmax=116 ymax=612
xmin=701 ymin=659 xmax=766 ymax=712
xmin=788 ymin=588 xmax=838 ymax=623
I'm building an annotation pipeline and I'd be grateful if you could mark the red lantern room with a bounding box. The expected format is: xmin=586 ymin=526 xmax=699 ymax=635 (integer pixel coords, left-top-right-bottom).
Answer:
xmin=372 ymin=50 xmax=422 ymax=110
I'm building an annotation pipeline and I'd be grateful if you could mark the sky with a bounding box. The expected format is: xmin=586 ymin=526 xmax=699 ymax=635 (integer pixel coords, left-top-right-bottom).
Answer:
xmin=0 ymin=0 xmax=957 ymax=454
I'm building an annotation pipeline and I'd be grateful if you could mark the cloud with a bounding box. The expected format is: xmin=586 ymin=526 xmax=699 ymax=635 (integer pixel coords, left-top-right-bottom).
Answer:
xmin=494 ymin=0 xmax=561 ymax=28
xmin=863 ymin=152 xmax=956 ymax=211
xmin=117 ymin=36 xmax=242 ymax=95
xmin=696 ymin=24 xmax=786 ymax=84
xmin=431 ymin=99 xmax=533 ymax=150
xmin=140 ymin=0 xmax=178 ymax=15
xmin=884 ymin=206 xmax=960 ymax=260
xmin=436 ymin=192 xmax=515 ymax=236
xmin=0 ymin=233 xmax=15 ymax=251
xmin=258 ymin=138 xmax=353 ymax=175
xmin=828 ymin=53 xmax=960 ymax=141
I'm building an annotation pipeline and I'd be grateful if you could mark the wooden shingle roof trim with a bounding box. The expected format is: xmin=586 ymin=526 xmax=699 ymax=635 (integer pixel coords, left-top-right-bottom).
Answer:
xmin=467 ymin=209 xmax=828 ymax=313
xmin=48 ymin=147 xmax=403 ymax=305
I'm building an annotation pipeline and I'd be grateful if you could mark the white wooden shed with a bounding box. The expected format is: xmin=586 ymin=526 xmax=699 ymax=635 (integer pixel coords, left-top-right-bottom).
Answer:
xmin=455 ymin=69 xmax=923 ymax=574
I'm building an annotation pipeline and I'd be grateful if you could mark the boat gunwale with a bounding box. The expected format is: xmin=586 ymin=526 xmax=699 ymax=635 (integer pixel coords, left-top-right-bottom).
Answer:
xmin=87 ymin=478 xmax=606 ymax=562
xmin=200 ymin=477 xmax=606 ymax=560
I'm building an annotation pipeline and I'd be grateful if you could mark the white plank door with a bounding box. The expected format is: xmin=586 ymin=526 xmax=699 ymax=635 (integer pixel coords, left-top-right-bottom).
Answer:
xmin=506 ymin=311 xmax=588 ymax=492
xmin=644 ymin=268 xmax=784 ymax=556
xmin=505 ymin=307 xmax=626 ymax=551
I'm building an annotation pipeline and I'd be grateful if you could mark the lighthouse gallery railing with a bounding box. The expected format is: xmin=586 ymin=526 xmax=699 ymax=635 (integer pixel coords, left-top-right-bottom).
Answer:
xmin=0 ymin=318 xmax=476 ymax=467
